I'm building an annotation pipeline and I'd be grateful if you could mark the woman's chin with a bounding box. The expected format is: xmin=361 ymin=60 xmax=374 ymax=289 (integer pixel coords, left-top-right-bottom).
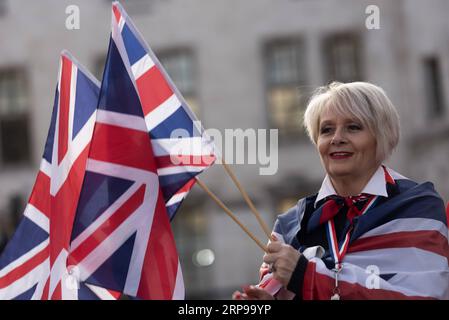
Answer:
xmin=327 ymin=166 xmax=354 ymax=178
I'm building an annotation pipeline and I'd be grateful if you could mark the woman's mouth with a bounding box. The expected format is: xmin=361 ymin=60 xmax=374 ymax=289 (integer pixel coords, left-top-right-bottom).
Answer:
xmin=329 ymin=152 xmax=354 ymax=159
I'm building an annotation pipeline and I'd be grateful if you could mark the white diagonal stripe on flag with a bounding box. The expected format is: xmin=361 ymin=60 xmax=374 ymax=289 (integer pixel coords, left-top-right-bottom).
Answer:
xmin=131 ymin=54 xmax=155 ymax=80
xmin=0 ymin=259 xmax=49 ymax=300
xmin=124 ymin=180 xmax=158 ymax=296
xmin=39 ymin=159 xmax=52 ymax=177
xmin=24 ymin=204 xmax=49 ymax=233
xmin=145 ymin=94 xmax=181 ymax=131
xmin=166 ymin=192 xmax=188 ymax=207
xmin=144 ymin=94 xmax=181 ymax=130
xmin=50 ymin=112 xmax=97 ymax=195
xmin=0 ymin=239 xmax=49 ymax=278
xmin=85 ymin=284 xmax=118 ymax=300
xmin=96 ymin=109 xmax=148 ymax=132
xmin=70 ymin=182 xmax=142 ymax=251
xmin=86 ymin=159 xmax=156 ymax=185
xmin=359 ymin=218 xmax=448 ymax=240
xmin=49 ymin=250 xmax=69 ymax=298
xmin=77 ymin=183 xmax=157 ymax=295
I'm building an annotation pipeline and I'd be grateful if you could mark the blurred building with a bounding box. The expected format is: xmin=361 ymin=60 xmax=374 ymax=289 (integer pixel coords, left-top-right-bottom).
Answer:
xmin=0 ymin=0 xmax=448 ymax=299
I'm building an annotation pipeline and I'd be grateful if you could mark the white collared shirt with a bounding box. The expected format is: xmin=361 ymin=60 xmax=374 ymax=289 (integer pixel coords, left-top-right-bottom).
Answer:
xmin=314 ymin=166 xmax=407 ymax=208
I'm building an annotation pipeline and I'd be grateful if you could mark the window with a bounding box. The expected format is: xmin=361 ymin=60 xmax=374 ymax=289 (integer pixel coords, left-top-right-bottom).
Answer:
xmin=0 ymin=69 xmax=31 ymax=166
xmin=158 ymin=49 xmax=200 ymax=117
xmin=8 ymin=194 xmax=25 ymax=231
xmin=423 ymin=56 xmax=445 ymax=118
xmin=0 ymin=214 xmax=9 ymax=255
xmin=0 ymin=194 xmax=25 ymax=255
xmin=0 ymin=0 xmax=6 ymax=17
xmin=324 ymin=33 xmax=362 ymax=83
xmin=171 ymin=201 xmax=212 ymax=298
xmin=265 ymin=39 xmax=307 ymax=136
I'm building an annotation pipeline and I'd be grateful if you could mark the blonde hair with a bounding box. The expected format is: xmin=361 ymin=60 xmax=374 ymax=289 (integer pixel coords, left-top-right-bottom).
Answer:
xmin=303 ymin=82 xmax=400 ymax=162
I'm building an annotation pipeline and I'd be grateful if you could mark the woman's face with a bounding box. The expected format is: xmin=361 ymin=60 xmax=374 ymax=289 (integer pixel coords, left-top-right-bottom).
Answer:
xmin=317 ymin=107 xmax=379 ymax=182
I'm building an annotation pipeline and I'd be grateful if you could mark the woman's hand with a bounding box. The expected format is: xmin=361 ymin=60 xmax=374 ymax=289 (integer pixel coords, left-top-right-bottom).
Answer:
xmin=232 ymin=285 xmax=275 ymax=300
xmin=263 ymin=241 xmax=300 ymax=287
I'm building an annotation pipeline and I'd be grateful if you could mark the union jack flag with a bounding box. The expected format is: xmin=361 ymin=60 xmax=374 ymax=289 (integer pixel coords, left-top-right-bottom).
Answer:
xmin=0 ymin=51 xmax=119 ymax=300
xmin=258 ymin=169 xmax=449 ymax=299
xmin=1 ymin=2 xmax=215 ymax=300
xmin=110 ymin=2 xmax=216 ymax=221
xmin=59 ymin=2 xmax=215 ymax=299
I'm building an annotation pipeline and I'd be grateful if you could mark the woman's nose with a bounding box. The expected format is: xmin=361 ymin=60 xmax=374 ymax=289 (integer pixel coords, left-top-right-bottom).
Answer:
xmin=330 ymin=128 xmax=347 ymax=145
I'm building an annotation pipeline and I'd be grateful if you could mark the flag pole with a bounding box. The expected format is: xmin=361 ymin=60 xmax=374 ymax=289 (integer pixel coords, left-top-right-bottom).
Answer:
xmin=195 ymin=177 xmax=268 ymax=253
xmin=220 ymin=158 xmax=273 ymax=240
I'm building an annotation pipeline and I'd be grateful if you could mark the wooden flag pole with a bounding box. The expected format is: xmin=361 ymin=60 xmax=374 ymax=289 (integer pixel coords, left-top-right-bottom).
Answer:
xmin=195 ymin=177 xmax=268 ymax=253
xmin=220 ymin=158 xmax=273 ymax=240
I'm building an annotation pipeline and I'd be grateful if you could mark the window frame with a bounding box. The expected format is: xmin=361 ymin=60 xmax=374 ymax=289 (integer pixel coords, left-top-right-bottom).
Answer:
xmin=422 ymin=56 xmax=446 ymax=119
xmin=0 ymin=0 xmax=6 ymax=17
xmin=263 ymin=36 xmax=309 ymax=138
xmin=156 ymin=47 xmax=200 ymax=117
xmin=323 ymin=32 xmax=363 ymax=84
xmin=0 ymin=67 xmax=32 ymax=167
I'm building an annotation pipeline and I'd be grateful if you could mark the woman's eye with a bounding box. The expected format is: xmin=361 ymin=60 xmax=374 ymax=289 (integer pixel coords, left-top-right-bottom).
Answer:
xmin=348 ymin=124 xmax=362 ymax=131
xmin=320 ymin=127 xmax=332 ymax=134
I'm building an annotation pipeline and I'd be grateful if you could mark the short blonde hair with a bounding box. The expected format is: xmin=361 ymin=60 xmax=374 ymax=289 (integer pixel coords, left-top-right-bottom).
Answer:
xmin=303 ymin=81 xmax=400 ymax=162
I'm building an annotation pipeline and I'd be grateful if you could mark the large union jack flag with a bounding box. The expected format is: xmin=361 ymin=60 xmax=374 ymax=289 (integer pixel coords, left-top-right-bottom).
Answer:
xmin=60 ymin=2 xmax=215 ymax=299
xmin=110 ymin=2 xmax=216 ymax=220
xmin=0 ymin=51 xmax=119 ymax=299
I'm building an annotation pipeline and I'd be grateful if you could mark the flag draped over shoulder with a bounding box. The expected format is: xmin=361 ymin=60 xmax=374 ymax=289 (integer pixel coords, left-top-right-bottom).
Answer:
xmin=263 ymin=178 xmax=449 ymax=300
xmin=0 ymin=52 xmax=119 ymax=300
xmin=110 ymin=2 xmax=216 ymax=220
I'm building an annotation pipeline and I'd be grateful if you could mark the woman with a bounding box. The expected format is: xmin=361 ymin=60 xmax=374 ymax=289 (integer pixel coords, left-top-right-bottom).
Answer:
xmin=233 ymin=82 xmax=449 ymax=300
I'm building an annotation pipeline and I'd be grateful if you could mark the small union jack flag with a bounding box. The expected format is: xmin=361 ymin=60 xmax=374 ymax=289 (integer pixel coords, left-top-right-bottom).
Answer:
xmin=0 ymin=51 xmax=120 ymax=300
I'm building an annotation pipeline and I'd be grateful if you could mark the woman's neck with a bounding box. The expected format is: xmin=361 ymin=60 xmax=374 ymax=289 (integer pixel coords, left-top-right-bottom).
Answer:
xmin=329 ymin=166 xmax=379 ymax=197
